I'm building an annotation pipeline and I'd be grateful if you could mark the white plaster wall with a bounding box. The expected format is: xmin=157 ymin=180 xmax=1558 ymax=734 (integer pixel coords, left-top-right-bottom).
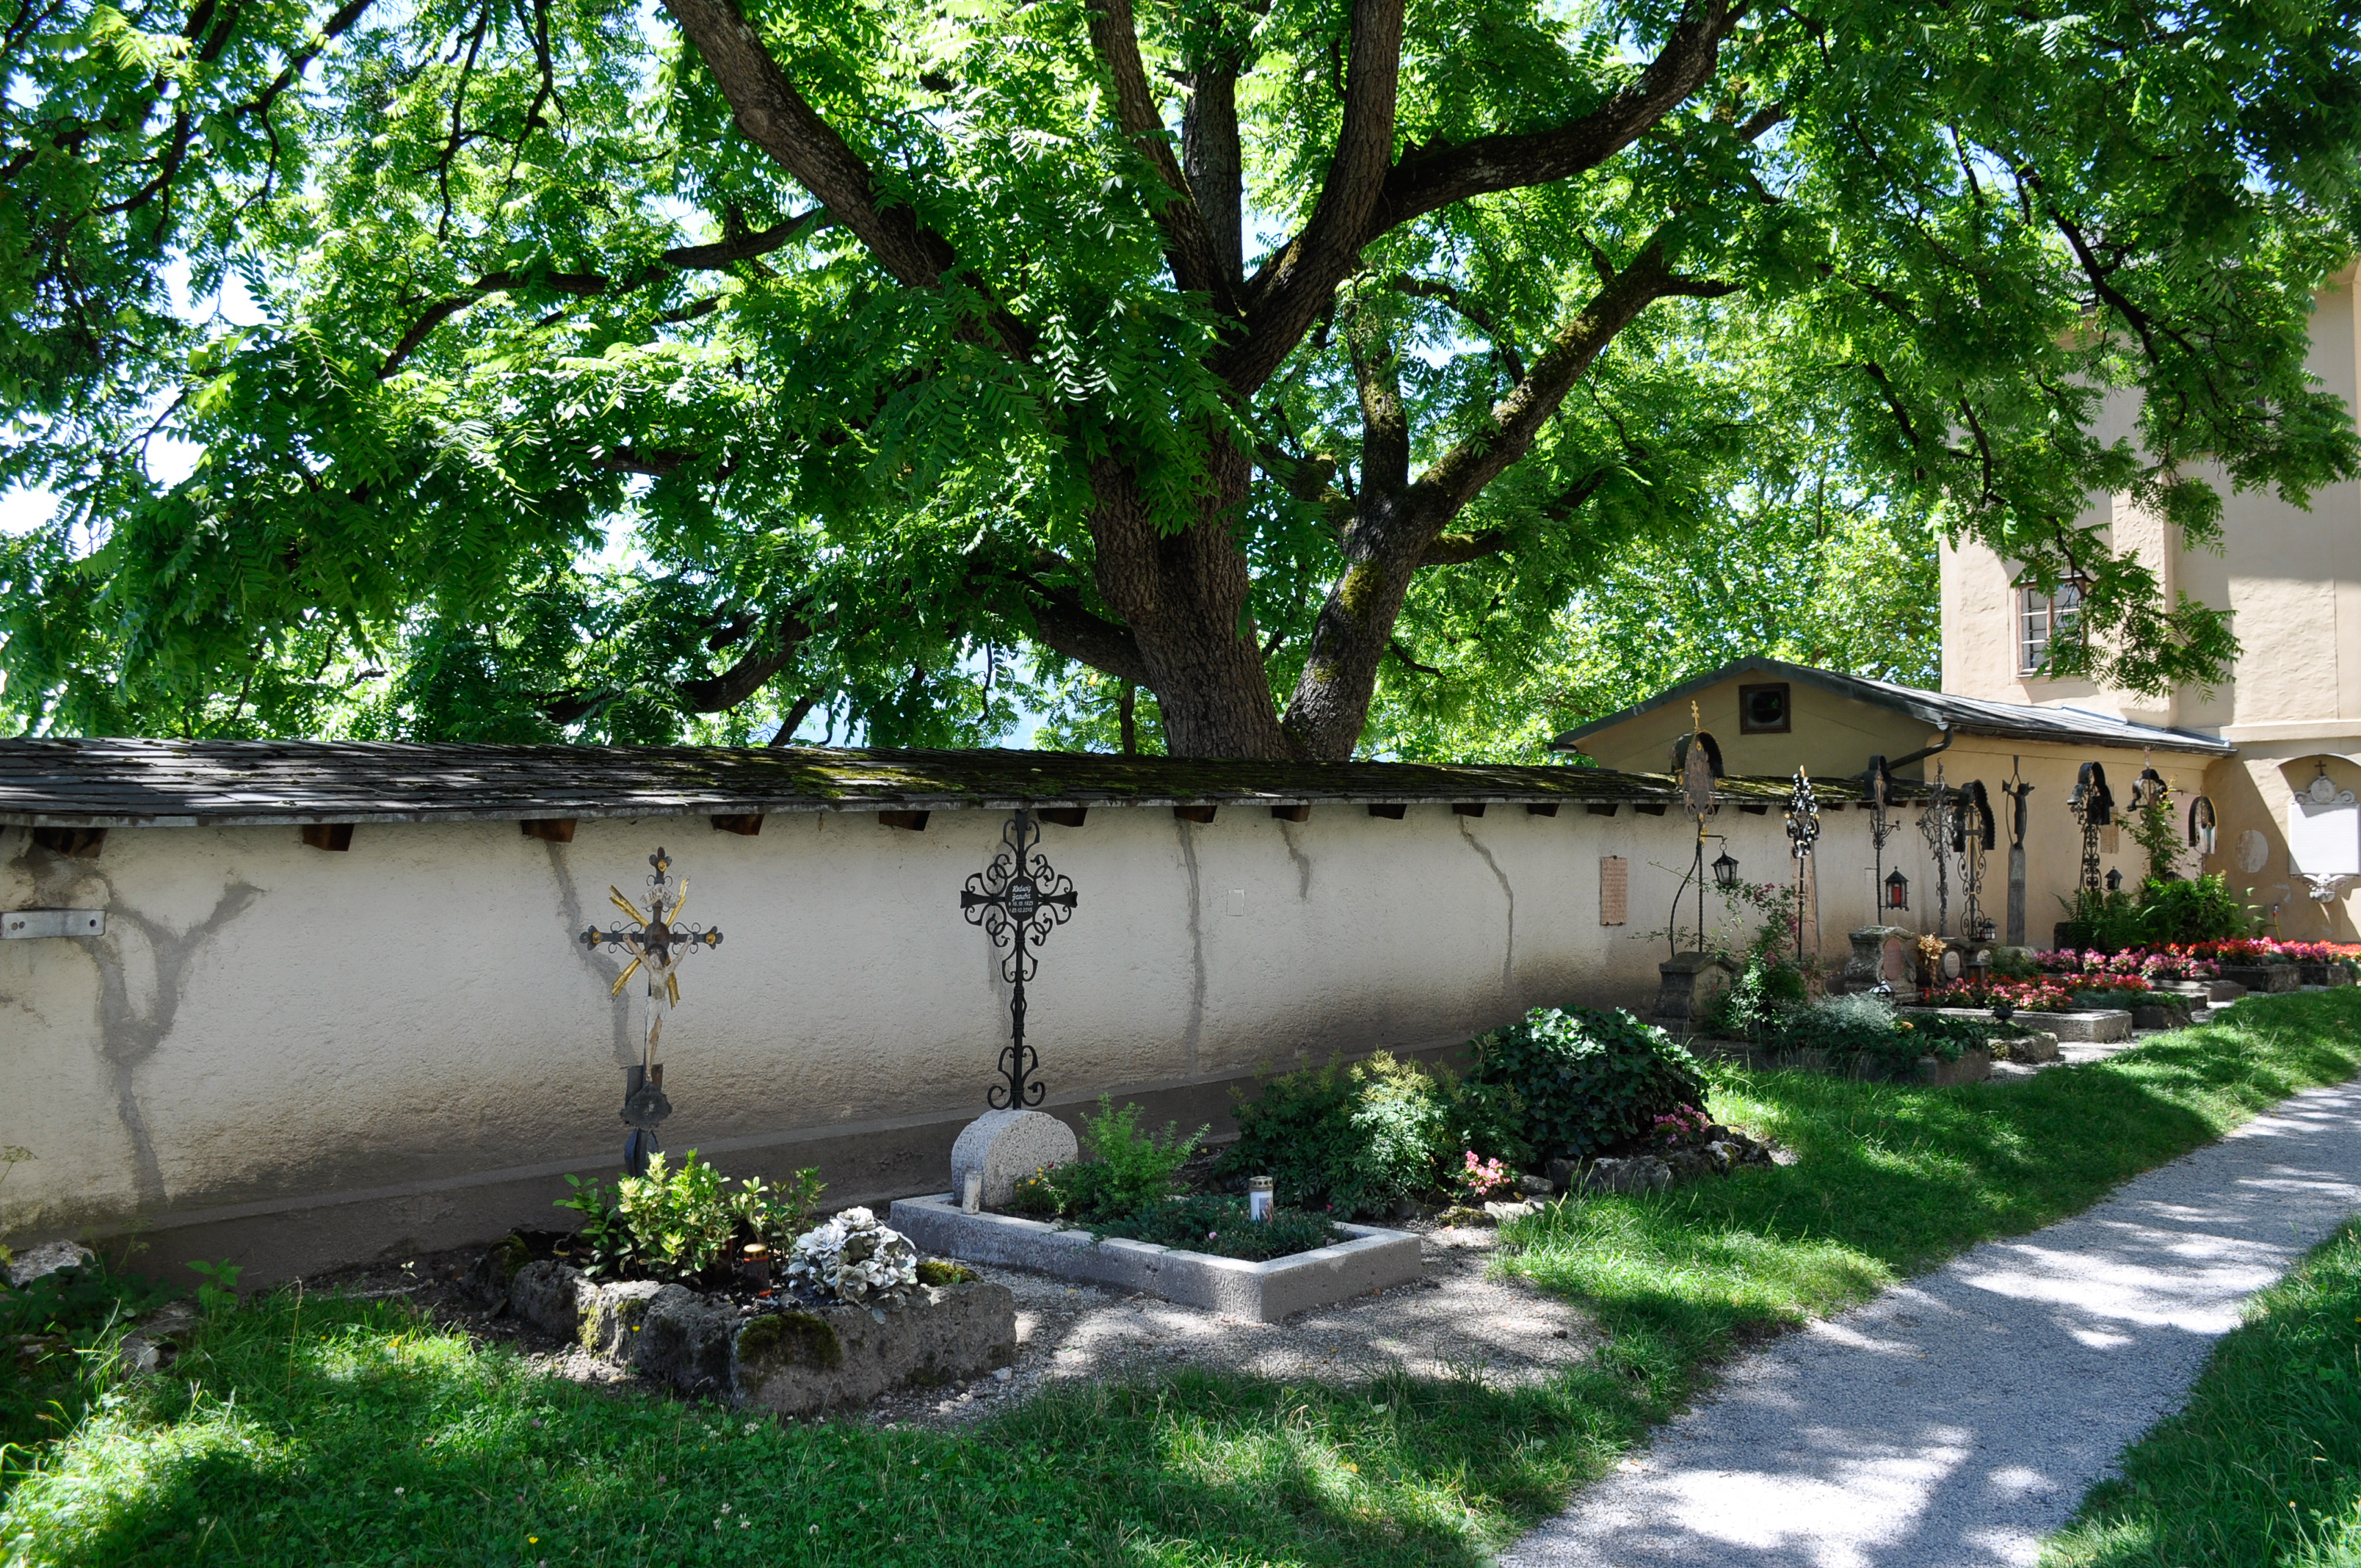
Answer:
xmin=0 ymin=802 xmax=1887 ymax=1246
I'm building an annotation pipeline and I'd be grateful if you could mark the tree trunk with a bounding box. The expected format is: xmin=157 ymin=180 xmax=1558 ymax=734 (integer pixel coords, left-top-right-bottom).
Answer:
xmin=1089 ymin=443 xmax=1294 ymax=759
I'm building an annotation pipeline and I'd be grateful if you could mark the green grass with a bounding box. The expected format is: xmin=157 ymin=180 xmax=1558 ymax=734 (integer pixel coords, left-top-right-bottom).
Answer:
xmin=2042 ymin=1221 xmax=2361 ymax=1568
xmin=1499 ymin=990 xmax=2361 ymax=1359
xmin=4 ymin=990 xmax=2357 ymax=1566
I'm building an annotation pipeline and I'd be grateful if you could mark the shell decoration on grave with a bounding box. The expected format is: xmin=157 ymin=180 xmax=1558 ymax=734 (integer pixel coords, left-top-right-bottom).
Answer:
xmin=786 ymin=1207 xmax=920 ymax=1306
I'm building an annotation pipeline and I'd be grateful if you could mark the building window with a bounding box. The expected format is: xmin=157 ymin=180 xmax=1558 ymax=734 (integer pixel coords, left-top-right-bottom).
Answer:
xmin=1738 ymin=683 xmax=1791 ymax=733
xmin=2019 ymin=583 xmax=2083 ymax=675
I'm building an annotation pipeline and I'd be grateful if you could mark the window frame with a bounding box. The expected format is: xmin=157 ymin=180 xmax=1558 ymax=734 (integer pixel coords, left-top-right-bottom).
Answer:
xmin=1737 ymin=682 xmax=1792 ymax=734
xmin=2018 ymin=582 xmax=2083 ymax=676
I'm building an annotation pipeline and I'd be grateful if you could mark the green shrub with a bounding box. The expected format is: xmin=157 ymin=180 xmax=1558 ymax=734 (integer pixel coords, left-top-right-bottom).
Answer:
xmin=1467 ymin=1007 xmax=1707 ymax=1160
xmin=1001 ymin=1099 xmax=1207 ymax=1224
xmin=1708 ymin=957 xmax=1808 ymax=1038
xmin=2136 ymin=873 xmax=2255 ymax=944
xmin=1219 ymin=1053 xmax=1461 ymax=1218
xmin=556 ymin=1151 xmax=824 ymax=1281
xmin=1091 ymin=1195 xmax=1343 ymax=1262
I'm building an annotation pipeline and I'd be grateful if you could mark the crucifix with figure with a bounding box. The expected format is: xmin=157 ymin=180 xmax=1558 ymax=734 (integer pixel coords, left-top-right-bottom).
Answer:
xmin=582 ymin=846 xmax=724 ymax=1174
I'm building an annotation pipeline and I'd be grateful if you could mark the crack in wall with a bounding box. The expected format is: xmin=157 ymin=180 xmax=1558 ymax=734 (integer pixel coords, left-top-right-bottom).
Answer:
xmin=1278 ymin=821 xmax=1313 ymax=901
xmin=1175 ymin=819 xmax=1206 ymax=1076
xmin=1458 ymin=819 xmax=1517 ymax=998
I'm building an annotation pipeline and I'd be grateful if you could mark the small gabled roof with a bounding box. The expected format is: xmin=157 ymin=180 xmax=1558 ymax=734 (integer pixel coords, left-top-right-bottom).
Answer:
xmin=1550 ymin=656 xmax=2234 ymax=758
xmin=0 ymin=736 xmax=1882 ymax=830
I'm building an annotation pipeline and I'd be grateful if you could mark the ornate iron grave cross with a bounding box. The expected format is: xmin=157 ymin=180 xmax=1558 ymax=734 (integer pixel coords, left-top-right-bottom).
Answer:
xmin=960 ymin=809 xmax=1079 ymax=1111
xmin=1785 ymin=768 xmax=1821 ymax=956
xmin=581 ymin=846 xmax=724 ymax=1175
xmin=1917 ymin=764 xmax=1957 ymax=936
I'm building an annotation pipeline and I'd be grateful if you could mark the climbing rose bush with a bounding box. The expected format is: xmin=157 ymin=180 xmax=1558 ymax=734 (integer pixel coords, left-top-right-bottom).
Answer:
xmin=786 ymin=1208 xmax=918 ymax=1305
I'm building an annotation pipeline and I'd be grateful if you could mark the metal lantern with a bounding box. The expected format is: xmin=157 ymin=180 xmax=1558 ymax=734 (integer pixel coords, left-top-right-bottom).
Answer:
xmin=1885 ymin=866 xmax=1911 ymax=912
xmin=2106 ymin=867 xmax=2124 ymax=893
xmin=1712 ymin=847 xmax=1741 ymax=888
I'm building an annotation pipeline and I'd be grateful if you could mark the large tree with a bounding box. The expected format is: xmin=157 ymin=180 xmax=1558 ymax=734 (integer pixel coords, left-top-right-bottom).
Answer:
xmin=4 ymin=0 xmax=2358 ymax=755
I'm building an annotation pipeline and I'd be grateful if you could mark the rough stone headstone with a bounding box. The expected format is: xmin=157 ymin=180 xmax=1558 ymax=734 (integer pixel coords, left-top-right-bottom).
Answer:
xmin=950 ymin=1109 xmax=1078 ymax=1208
xmin=1653 ymin=951 xmax=1738 ymax=1035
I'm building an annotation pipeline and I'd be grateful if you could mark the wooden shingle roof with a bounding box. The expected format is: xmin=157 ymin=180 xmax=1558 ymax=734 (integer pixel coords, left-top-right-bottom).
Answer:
xmin=0 ymin=738 xmax=1887 ymax=829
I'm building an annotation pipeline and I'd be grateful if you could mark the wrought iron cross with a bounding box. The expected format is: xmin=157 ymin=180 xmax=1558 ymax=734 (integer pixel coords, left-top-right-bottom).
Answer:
xmin=582 ymin=846 xmax=724 ymax=1175
xmin=961 ymin=810 xmax=1078 ymax=1110
xmin=1917 ymin=764 xmax=1956 ymax=937
xmin=1785 ymin=768 xmax=1820 ymax=956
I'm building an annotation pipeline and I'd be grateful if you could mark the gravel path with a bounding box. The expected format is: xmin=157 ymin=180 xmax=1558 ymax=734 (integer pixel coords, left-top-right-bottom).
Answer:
xmin=1502 ymin=1074 xmax=2361 ymax=1568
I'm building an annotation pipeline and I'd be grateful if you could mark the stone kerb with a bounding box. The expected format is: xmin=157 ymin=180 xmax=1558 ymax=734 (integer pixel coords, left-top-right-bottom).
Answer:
xmin=505 ymin=1258 xmax=1015 ymax=1415
xmin=888 ymin=1194 xmax=1424 ymax=1323
xmin=951 ymin=1110 xmax=1078 ymax=1209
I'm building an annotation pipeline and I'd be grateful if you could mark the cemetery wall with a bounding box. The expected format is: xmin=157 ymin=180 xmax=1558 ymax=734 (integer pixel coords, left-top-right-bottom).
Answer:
xmin=2 ymin=799 xmax=1885 ymax=1281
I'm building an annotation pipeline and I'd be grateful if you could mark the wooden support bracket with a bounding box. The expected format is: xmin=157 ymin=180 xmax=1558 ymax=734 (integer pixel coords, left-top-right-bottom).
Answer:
xmin=1739 ymin=802 xmax=1770 ymax=816
xmin=1586 ymin=803 xmax=1620 ymax=817
xmin=877 ymin=810 xmax=930 ymax=832
xmin=1037 ymin=807 xmax=1088 ymax=828
xmin=1172 ymin=805 xmax=1217 ymax=824
xmin=29 ymin=827 xmax=105 ymax=859
xmin=1633 ymin=803 xmax=1668 ymax=816
xmin=1366 ymin=802 xmax=1408 ymax=820
xmin=1270 ymin=804 xmax=1310 ymax=823
xmin=711 ymin=814 xmax=765 ymax=836
xmin=300 ymin=823 xmax=354 ymax=852
xmin=1526 ymin=803 xmax=1559 ymax=817
xmin=1451 ymin=803 xmax=1487 ymax=818
xmin=521 ymin=819 xmax=578 ymax=843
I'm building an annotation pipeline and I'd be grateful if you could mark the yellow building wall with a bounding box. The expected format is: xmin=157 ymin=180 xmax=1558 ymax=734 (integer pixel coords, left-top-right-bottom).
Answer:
xmin=1939 ymin=269 xmax=2361 ymax=940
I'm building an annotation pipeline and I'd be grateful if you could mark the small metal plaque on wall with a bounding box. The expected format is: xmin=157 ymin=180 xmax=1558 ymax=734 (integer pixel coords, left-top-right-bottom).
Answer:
xmin=1600 ymin=857 xmax=1628 ymax=925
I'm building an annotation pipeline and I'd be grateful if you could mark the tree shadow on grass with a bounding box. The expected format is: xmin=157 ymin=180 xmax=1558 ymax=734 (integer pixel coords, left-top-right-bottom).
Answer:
xmin=1 ymin=1295 xmax=1658 ymax=1568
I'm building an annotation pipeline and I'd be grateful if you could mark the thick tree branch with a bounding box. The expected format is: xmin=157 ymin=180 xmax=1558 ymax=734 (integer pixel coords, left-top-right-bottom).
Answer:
xmin=1086 ymin=0 xmax=1235 ymax=313
xmin=1182 ymin=51 xmax=1246 ymax=286
xmin=1223 ymin=0 xmax=1734 ymax=395
xmin=1010 ymin=550 xmax=1153 ymax=686
xmin=678 ymin=610 xmax=813 ymax=712
xmin=1217 ymin=0 xmax=1402 ymax=392
xmin=659 ymin=0 xmax=1034 ymax=356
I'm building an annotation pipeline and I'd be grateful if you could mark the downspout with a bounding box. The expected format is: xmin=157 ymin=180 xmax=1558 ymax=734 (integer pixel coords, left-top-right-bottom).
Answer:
xmin=1888 ymin=727 xmax=1954 ymax=774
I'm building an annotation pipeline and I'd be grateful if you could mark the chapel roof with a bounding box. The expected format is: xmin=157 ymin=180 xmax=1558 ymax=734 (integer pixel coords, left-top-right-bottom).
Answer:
xmin=1549 ymin=656 xmax=2235 ymax=757
xmin=0 ymin=736 xmax=1885 ymax=829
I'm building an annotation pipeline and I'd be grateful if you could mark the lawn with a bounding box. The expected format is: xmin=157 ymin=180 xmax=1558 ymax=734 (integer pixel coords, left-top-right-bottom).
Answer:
xmin=2042 ymin=1219 xmax=2361 ymax=1568
xmin=4 ymin=990 xmax=2356 ymax=1567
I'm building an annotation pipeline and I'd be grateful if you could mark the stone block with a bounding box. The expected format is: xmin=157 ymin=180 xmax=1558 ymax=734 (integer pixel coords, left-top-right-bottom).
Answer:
xmin=6 ymin=1240 xmax=95 ymax=1288
xmin=950 ymin=1110 xmax=1078 ymax=1209
xmin=2009 ymin=1030 xmax=2061 ymax=1064
xmin=736 ymin=1283 xmax=1017 ymax=1417
xmin=1653 ymin=951 xmax=1738 ymax=1035
xmin=2219 ymin=964 xmax=2299 ymax=994
xmin=1579 ymin=1156 xmax=1672 ymax=1194
xmin=888 ymin=1194 xmax=1422 ymax=1323
xmin=2131 ymin=998 xmax=2194 ymax=1031
xmin=2043 ymin=1009 xmax=2133 ymax=1043
xmin=2208 ymin=980 xmax=2248 ymax=1003
xmin=502 ymin=1256 xmax=1015 ymax=1414
xmin=1840 ymin=926 xmax=1916 ymax=994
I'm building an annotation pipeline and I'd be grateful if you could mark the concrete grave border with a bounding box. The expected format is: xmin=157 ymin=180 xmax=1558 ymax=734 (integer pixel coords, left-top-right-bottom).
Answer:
xmin=888 ymin=1194 xmax=1423 ymax=1323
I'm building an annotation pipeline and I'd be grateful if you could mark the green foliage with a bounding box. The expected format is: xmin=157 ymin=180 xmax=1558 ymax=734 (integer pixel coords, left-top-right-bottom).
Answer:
xmin=555 ymin=1153 xmax=823 ymax=1282
xmin=1218 ymin=1053 xmax=1502 ymax=1219
xmin=1708 ymin=957 xmax=1810 ymax=1039
xmin=1090 ymin=1196 xmax=1343 ymax=1263
xmin=2137 ymin=874 xmax=2257 ymax=945
xmin=1026 ymin=1099 xmax=1206 ymax=1226
xmin=1504 ymin=991 xmax=2361 ymax=1360
xmin=4 ymin=0 xmax=2358 ymax=752
xmin=2045 ymin=1219 xmax=2361 ymax=1568
xmin=1468 ymin=1009 xmax=1708 ymax=1161
xmin=183 ymin=1260 xmax=243 ymax=1319
xmin=2059 ymin=887 xmax=2150 ymax=953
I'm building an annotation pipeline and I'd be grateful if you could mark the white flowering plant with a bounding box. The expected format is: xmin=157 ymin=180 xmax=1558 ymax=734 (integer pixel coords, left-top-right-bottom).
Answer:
xmin=785 ymin=1208 xmax=919 ymax=1305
